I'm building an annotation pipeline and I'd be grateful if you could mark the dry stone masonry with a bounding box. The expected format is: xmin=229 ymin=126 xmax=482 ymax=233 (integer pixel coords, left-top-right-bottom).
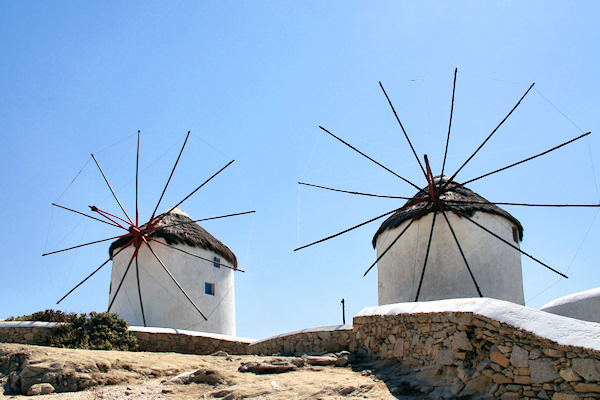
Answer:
xmin=352 ymin=310 xmax=600 ymax=399
xmin=248 ymin=325 xmax=352 ymax=356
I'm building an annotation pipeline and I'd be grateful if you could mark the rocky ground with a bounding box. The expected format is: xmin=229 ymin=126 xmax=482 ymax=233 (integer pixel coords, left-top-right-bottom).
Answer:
xmin=1 ymin=343 xmax=406 ymax=399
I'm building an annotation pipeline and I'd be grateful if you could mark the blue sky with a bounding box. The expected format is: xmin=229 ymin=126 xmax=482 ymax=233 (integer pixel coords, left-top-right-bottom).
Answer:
xmin=1 ymin=2 xmax=599 ymax=340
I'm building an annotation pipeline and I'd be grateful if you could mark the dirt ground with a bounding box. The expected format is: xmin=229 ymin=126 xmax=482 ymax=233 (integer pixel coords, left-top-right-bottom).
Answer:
xmin=1 ymin=343 xmax=397 ymax=399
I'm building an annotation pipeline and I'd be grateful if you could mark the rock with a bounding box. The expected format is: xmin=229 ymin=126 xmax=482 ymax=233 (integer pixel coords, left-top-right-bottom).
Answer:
xmin=573 ymin=382 xmax=600 ymax=393
xmin=514 ymin=375 xmax=532 ymax=385
xmin=510 ymin=345 xmax=529 ymax=368
xmin=238 ymin=359 xmax=298 ymax=374
xmin=436 ymin=349 xmax=455 ymax=366
xmin=393 ymin=340 xmax=405 ymax=358
xmin=451 ymin=331 xmax=473 ymax=351
xmin=551 ymin=394 xmax=580 ymax=400
xmin=530 ymin=359 xmax=560 ymax=384
xmin=211 ymin=389 xmax=236 ymax=398
xmin=26 ymin=383 xmax=55 ymax=395
xmin=492 ymin=373 xmax=511 ymax=384
xmin=188 ymin=368 xmax=225 ymax=385
xmin=559 ymin=368 xmax=582 ymax=382
xmin=491 ymin=351 xmax=510 ymax=368
xmin=459 ymin=375 xmax=492 ymax=396
xmin=571 ymin=358 xmax=600 ymax=382
xmin=529 ymin=348 xmax=543 ymax=360
xmin=304 ymin=355 xmax=337 ymax=366
xmin=210 ymin=351 xmax=230 ymax=357
xmin=338 ymin=385 xmax=356 ymax=395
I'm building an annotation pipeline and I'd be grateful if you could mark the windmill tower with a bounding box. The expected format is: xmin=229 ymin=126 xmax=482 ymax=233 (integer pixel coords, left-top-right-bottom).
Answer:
xmin=43 ymin=131 xmax=253 ymax=337
xmin=373 ymin=176 xmax=525 ymax=306
xmin=295 ymin=69 xmax=585 ymax=307
xmin=108 ymin=209 xmax=237 ymax=335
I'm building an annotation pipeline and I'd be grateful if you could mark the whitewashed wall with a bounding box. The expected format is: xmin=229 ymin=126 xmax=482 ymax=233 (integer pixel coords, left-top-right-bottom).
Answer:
xmin=540 ymin=287 xmax=600 ymax=323
xmin=109 ymin=242 xmax=235 ymax=335
xmin=375 ymin=210 xmax=524 ymax=305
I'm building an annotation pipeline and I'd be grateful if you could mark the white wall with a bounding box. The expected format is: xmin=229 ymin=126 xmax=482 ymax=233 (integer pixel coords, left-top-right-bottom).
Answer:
xmin=540 ymin=287 xmax=600 ymax=323
xmin=375 ymin=211 xmax=524 ymax=305
xmin=109 ymin=242 xmax=236 ymax=335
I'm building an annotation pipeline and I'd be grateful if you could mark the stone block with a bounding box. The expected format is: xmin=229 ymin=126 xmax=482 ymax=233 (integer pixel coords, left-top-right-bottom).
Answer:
xmin=530 ymin=359 xmax=560 ymax=384
xmin=460 ymin=375 xmax=492 ymax=397
xmin=514 ymin=375 xmax=532 ymax=385
xmin=510 ymin=344 xmax=529 ymax=368
xmin=436 ymin=349 xmax=455 ymax=366
xmin=492 ymin=373 xmax=512 ymax=384
xmin=571 ymin=358 xmax=600 ymax=382
xmin=451 ymin=331 xmax=473 ymax=352
xmin=551 ymin=394 xmax=580 ymax=400
xmin=573 ymin=382 xmax=600 ymax=393
xmin=544 ymin=348 xmax=566 ymax=358
xmin=560 ymin=368 xmax=582 ymax=382
xmin=27 ymin=383 xmax=55 ymax=396
xmin=491 ymin=351 xmax=510 ymax=368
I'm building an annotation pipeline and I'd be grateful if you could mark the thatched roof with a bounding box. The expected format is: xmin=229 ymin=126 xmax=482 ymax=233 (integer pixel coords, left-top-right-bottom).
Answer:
xmin=372 ymin=177 xmax=523 ymax=248
xmin=109 ymin=209 xmax=237 ymax=268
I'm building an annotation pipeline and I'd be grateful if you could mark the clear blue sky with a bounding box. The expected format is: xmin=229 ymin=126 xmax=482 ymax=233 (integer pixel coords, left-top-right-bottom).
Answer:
xmin=1 ymin=2 xmax=599 ymax=340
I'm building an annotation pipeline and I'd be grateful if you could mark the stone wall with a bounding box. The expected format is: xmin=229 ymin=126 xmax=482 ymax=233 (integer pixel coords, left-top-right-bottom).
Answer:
xmin=352 ymin=311 xmax=600 ymax=399
xmin=0 ymin=322 xmax=252 ymax=355
xmin=249 ymin=325 xmax=353 ymax=356
xmin=130 ymin=327 xmax=251 ymax=355
xmin=0 ymin=322 xmax=59 ymax=346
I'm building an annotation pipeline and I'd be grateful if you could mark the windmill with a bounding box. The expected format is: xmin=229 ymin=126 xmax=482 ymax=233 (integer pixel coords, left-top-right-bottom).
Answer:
xmin=296 ymin=69 xmax=598 ymax=306
xmin=43 ymin=131 xmax=254 ymax=334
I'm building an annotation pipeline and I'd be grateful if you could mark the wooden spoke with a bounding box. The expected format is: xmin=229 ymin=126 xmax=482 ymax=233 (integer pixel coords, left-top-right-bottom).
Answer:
xmin=295 ymin=207 xmax=403 ymax=252
xmin=42 ymin=233 xmax=128 ymax=257
xmin=165 ymin=159 xmax=235 ymax=215
xmin=149 ymin=237 xmax=245 ymax=272
xmin=143 ymin=238 xmax=208 ymax=321
xmin=445 ymin=83 xmax=535 ymax=187
xmin=52 ymin=203 xmax=120 ymax=228
xmin=91 ymin=154 xmax=134 ymax=225
xmin=461 ymin=131 xmax=591 ymax=186
xmin=455 ymin=209 xmax=568 ymax=279
xmin=443 ymin=200 xmax=600 ymax=208
xmin=151 ymin=131 xmax=190 ymax=221
xmin=319 ymin=126 xmax=421 ymax=191
xmin=414 ymin=211 xmax=437 ymax=301
xmin=363 ymin=201 xmax=431 ymax=277
xmin=107 ymin=247 xmax=138 ymax=312
xmin=380 ymin=82 xmax=427 ymax=179
xmin=136 ymin=130 xmax=140 ymax=227
xmin=440 ymin=208 xmax=483 ymax=297
xmin=299 ymin=182 xmax=412 ymax=199
xmin=56 ymin=241 xmax=133 ymax=304
xmin=135 ymin=256 xmax=147 ymax=327
xmin=440 ymin=68 xmax=458 ymax=180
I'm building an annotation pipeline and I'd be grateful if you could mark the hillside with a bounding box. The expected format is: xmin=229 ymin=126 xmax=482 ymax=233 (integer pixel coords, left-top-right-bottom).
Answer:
xmin=1 ymin=343 xmax=397 ymax=399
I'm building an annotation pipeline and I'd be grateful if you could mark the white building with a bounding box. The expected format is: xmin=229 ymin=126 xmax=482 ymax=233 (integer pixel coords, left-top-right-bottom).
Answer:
xmin=373 ymin=176 xmax=525 ymax=306
xmin=108 ymin=209 xmax=237 ymax=335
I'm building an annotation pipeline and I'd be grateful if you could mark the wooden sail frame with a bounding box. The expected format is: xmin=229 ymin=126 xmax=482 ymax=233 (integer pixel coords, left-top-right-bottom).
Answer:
xmin=296 ymin=69 xmax=597 ymax=300
xmin=43 ymin=131 xmax=254 ymax=326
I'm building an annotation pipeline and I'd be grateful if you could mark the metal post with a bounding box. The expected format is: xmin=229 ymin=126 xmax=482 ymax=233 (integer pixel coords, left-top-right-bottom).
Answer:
xmin=341 ymin=298 xmax=346 ymax=325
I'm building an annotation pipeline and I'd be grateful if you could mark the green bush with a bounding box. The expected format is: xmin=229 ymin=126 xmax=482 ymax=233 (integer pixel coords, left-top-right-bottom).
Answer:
xmin=49 ymin=312 xmax=138 ymax=351
xmin=6 ymin=309 xmax=138 ymax=351
xmin=6 ymin=309 xmax=77 ymax=323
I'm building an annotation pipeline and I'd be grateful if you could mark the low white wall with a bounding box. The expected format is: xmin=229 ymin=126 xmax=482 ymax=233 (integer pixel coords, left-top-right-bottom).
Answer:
xmin=540 ymin=287 xmax=600 ymax=324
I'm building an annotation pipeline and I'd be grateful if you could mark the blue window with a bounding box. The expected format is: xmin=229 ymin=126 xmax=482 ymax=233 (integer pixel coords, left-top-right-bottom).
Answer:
xmin=213 ymin=256 xmax=220 ymax=268
xmin=205 ymin=282 xmax=215 ymax=296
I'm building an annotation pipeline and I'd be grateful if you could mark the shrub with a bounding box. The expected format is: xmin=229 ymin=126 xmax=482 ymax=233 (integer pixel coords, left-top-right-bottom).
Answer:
xmin=6 ymin=309 xmax=138 ymax=351
xmin=6 ymin=309 xmax=77 ymax=323
xmin=49 ymin=312 xmax=138 ymax=351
